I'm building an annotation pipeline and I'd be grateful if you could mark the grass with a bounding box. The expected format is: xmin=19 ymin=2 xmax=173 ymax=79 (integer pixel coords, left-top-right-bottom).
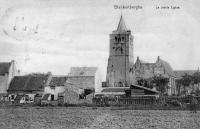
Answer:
xmin=0 ymin=106 xmax=200 ymax=129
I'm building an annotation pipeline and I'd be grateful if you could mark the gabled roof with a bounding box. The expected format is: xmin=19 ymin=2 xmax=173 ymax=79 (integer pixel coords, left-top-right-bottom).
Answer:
xmin=49 ymin=76 xmax=67 ymax=86
xmin=117 ymin=15 xmax=127 ymax=32
xmin=0 ymin=62 xmax=11 ymax=75
xmin=8 ymin=74 xmax=50 ymax=92
xmin=68 ymin=67 xmax=97 ymax=76
xmin=174 ymin=70 xmax=196 ymax=78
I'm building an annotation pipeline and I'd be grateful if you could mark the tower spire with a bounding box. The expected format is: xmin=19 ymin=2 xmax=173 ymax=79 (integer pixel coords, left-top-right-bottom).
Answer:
xmin=117 ymin=15 xmax=127 ymax=32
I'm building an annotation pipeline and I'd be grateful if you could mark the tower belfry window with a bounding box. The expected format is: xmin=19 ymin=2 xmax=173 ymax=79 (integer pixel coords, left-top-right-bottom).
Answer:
xmin=122 ymin=36 xmax=125 ymax=41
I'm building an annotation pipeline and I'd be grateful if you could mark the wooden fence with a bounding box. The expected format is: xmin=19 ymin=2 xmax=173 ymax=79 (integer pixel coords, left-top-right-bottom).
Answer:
xmin=92 ymin=96 xmax=200 ymax=106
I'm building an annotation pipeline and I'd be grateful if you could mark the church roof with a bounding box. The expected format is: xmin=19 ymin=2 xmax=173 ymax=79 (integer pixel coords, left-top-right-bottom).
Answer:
xmin=117 ymin=15 xmax=127 ymax=32
xmin=157 ymin=58 xmax=175 ymax=77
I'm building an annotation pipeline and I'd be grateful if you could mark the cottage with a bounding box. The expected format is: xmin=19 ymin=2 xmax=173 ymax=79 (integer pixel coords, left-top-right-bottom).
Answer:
xmin=7 ymin=73 xmax=51 ymax=103
xmin=0 ymin=60 xmax=18 ymax=94
xmin=44 ymin=76 xmax=67 ymax=101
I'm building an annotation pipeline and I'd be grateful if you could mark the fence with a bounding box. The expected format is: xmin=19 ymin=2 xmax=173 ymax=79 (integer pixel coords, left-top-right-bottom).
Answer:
xmin=92 ymin=96 xmax=200 ymax=107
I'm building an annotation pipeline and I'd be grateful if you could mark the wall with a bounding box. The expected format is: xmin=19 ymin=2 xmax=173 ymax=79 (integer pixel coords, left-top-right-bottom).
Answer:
xmin=44 ymin=86 xmax=65 ymax=100
xmin=95 ymin=68 xmax=102 ymax=93
xmin=0 ymin=75 xmax=8 ymax=94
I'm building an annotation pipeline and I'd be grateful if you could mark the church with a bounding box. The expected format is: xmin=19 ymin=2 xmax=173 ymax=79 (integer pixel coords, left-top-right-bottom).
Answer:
xmin=102 ymin=15 xmax=176 ymax=96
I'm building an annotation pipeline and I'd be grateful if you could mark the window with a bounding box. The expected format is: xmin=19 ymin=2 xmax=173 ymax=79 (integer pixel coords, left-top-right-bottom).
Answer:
xmin=122 ymin=36 xmax=125 ymax=41
xmin=11 ymin=95 xmax=15 ymax=100
xmin=115 ymin=37 xmax=118 ymax=42
xmin=51 ymin=94 xmax=54 ymax=101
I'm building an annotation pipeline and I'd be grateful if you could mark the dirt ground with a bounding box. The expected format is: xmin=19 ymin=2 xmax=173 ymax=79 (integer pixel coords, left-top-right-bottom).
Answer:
xmin=0 ymin=106 xmax=199 ymax=129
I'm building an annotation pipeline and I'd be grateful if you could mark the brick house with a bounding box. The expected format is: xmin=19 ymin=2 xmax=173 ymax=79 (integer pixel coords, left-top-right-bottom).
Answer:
xmin=0 ymin=60 xmax=18 ymax=94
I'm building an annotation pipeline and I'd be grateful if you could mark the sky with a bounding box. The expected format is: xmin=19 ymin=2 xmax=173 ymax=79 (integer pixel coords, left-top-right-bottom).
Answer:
xmin=0 ymin=0 xmax=200 ymax=81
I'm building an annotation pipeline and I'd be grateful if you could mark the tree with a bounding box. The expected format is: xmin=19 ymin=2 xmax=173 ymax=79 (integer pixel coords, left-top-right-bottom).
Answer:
xmin=150 ymin=75 xmax=169 ymax=95
xmin=176 ymin=79 xmax=182 ymax=95
xmin=192 ymin=71 xmax=200 ymax=86
xmin=137 ymin=78 xmax=152 ymax=88
xmin=180 ymin=74 xmax=192 ymax=93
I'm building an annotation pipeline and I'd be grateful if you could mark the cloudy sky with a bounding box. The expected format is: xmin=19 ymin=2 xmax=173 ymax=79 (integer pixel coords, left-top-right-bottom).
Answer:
xmin=0 ymin=0 xmax=200 ymax=80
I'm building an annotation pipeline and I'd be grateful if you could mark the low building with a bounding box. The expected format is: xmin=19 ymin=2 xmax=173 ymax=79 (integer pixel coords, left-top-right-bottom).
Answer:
xmin=97 ymin=84 xmax=158 ymax=97
xmin=44 ymin=76 xmax=67 ymax=100
xmin=7 ymin=73 xmax=52 ymax=103
xmin=134 ymin=56 xmax=176 ymax=95
xmin=0 ymin=60 xmax=19 ymax=94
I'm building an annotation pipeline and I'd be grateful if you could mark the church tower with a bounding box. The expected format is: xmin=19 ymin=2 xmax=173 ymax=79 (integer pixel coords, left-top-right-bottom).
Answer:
xmin=106 ymin=15 xmax=135 ymax=87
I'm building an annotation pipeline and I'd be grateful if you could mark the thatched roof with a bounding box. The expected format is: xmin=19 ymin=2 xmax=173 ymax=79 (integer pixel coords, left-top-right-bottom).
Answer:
xmin=8 ymin=74 xmax=50 ymax=92
xmin=49 ymin=76 xmax=67 ymax=86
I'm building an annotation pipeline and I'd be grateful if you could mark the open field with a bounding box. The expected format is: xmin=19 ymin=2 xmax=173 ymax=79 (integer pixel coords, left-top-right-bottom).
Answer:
xmin=0 ymin=107 xmax=200 ymax=129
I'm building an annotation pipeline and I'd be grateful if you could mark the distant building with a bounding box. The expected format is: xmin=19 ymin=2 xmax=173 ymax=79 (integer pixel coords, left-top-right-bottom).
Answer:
xmin=134 ymin=56 xmax=176 ymax=95
xmin=68 ymin=67 xmax=102 ymax=92
xmin=44 ymin=76 xmax=67 ymax=100
xmin=104 ymin=15 xmax=176 ymax=96
xmin=7 ymin=73 xmax=51 ymax=102
xmin=106 ymin=15 xmax=135 ymax=87
xmin=0 ymin=60 xmax=18 ymax=94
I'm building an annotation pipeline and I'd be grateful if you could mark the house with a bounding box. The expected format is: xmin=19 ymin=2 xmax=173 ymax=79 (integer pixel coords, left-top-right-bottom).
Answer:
xmin=134 ymin=56 xmax=176 ymax=95
xmin=7 ymin=73 xmax=52 ymax=103
xmin=44 ymin=76 xmax=67 ymax=101
xmin=68 ymin=67 xmax=102 ymax=93
xmin=0 ymin=60 xmax=18 ymax=94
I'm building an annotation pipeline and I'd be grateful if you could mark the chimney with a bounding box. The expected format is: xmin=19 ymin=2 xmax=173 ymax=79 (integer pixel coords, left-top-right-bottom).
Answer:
xmin=157 ymin=56 xmax=160 ymax=61
xmin=137 ymin=56 xmax=139 ymax=61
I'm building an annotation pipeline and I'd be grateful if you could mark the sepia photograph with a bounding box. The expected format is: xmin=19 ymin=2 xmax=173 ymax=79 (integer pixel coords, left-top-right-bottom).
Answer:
xmin=0 ymin=0 xmax=200 ymax=128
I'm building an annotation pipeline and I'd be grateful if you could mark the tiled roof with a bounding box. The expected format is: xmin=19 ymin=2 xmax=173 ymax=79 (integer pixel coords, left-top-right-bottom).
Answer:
xmin=0 ymin=62 xmax=11 ymax=75
xmin=68 ymin=67 xmax=97 ymax=76
xmin=174 ymin=70 xmax=196 ymax=78
xmin=8 ymin=74 xmax=49 ymax=92
xmin=49 ymin=76 xmax=67 ymax=86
